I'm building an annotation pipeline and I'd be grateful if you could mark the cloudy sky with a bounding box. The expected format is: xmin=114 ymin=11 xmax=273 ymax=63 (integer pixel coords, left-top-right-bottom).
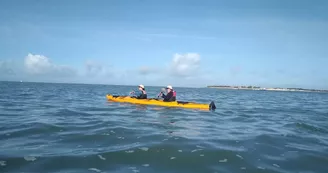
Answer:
xmin=1 ymin=0 xmax=327 ymax=89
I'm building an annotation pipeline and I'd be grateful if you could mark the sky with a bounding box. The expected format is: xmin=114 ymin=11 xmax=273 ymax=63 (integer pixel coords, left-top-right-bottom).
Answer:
xmin=0 ymin=0 xmax=328 ymax=89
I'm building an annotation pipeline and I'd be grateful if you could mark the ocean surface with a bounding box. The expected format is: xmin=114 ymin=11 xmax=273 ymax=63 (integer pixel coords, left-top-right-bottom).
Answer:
xmin=1 ymin=81 xmax=328 ymax=173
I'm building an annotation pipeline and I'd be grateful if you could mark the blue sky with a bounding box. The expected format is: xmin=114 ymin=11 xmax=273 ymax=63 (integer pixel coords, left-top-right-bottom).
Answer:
xmin=0 ymin=0 xmax=327 ymax=89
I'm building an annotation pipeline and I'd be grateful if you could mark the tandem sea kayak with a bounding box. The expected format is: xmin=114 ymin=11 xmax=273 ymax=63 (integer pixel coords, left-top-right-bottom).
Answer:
xmin=106 ymin=94 xmax=216 ymax=111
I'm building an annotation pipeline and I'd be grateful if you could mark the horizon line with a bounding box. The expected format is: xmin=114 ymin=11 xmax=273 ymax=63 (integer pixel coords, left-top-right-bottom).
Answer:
xmin=1 ymin=80 xmax=327 ymax=91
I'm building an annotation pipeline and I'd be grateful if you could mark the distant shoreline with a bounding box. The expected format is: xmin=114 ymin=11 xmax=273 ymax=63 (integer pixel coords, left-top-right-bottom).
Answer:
xmin=1 ymin=81 xmax=327 ymax=92
xmin=207 ymin=85 xmax=328 ymax=93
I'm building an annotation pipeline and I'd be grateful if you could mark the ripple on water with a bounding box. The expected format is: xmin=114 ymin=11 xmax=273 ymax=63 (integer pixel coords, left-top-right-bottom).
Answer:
xmin=88 ymin=168 xmax=102 ymax=172
xmin=219 ymin=159 xmax=228 ymax=163
xmin=1 ymin=82 xmax=328 ymax=173
xmin=125 ymin=150 xmax=135 ymax=153
xmin=139 ymin=147 xmax=149 ymax=151
xmin=236 ymin=154 xmax=244 ymax=160
xmin=0 ymin=161 xmax=6 ymax=166
xmin=24 ymin=156 xmax=37 ymax=162
xmin=98 ymin=155 xmax=106 ymax=160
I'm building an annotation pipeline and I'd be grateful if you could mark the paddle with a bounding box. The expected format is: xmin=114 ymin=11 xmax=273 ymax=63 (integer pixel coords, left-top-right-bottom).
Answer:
xmin=157 ymin=88 xmax=166 ymax=98
xmin=129 ymin=90 xmax=137 ymax=97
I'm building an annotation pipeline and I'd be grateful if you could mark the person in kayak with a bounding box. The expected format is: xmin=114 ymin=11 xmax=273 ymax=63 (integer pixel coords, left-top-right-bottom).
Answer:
xmin=130 ymin=84 xmax=147 ymax=99
xmin=160 ymin=85 xmax=176 ymax=102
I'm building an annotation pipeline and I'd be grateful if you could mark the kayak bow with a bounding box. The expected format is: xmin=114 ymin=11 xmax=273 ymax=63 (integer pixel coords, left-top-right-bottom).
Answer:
xmin=106 ymin=94 xmax=216 ymax=111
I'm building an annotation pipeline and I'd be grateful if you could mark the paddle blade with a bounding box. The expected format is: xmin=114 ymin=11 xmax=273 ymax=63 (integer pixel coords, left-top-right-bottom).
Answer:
xmin=209 ymin=101 xmax=216 ymax=110
xmin=161 ymin=88 xmax=166 ymax=92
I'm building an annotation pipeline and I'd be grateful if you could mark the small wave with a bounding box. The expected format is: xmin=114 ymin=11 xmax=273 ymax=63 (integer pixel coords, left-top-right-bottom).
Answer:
xmin=98 ymin=155 xmax=106 ymax=160
xmin=54 ymin=108 xmax=93 ymax=117
xmin=273 ymin=164 xmax=280 ymax=168
xmin=1 ymin=122 xmax=63 ymax=139
xmin=295 ymin=122 xmax=328 ymax=134
xmin=0 ymin=161 xmax=6 ymax=166
xmin=88 ymin=168 xmax=101 ymax=172
xmin=139 ymin=147 xmax=149 ymax=151
xmin=219 ymin=159 xmax=228 ymax=163
xmin=24 ymin=156 xmax=37 ymax=161
xmin=125 ymin=150 xmax=134 ymax=153
xmin=1 ymin=82 xmax=328 ymax=173
xmin=236 ymin=154 xmax=244 ymax=160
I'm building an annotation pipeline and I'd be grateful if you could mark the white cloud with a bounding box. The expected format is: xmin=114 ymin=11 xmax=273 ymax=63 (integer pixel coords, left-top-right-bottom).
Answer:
xmin=169 ymin=53 xmax=201 ymax=77
xmin=135 ymin=53 xmax=204 ymax=82
xmin=24 ymin=53 xmax=77 ymax=77
xmin=0 ymin=52 xmax=211 ymax=87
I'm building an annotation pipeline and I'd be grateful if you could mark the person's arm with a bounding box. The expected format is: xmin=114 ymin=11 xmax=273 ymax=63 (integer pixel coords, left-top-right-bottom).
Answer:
xmin=163 ymin=92 xmax=173 ymax=101
xmin=161 ymin=92 xmax=166 ymax=98
xmin=130 ymin=91 xmax=136 ymax=98
xmin=137 ymin=92 xmax=143 ymax=99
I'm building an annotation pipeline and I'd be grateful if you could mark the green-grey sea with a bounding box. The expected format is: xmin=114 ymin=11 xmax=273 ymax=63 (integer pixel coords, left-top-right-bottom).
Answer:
xmin=1 ymin=81 xmax=327 ymax=173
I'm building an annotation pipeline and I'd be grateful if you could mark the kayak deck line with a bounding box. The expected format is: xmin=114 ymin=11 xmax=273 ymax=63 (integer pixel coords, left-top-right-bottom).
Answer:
xmin=106 ymin=94 xmax=216 ymax=111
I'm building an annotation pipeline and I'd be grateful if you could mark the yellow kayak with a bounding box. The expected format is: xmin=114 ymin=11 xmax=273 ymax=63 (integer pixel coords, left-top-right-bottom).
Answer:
xmin=106 ymin=94 xmax=216 ymax=111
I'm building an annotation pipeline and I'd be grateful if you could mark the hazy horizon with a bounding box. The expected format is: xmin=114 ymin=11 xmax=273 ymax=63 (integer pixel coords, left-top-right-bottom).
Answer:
xmin=1 ymin=80 xmax=328 ymax=90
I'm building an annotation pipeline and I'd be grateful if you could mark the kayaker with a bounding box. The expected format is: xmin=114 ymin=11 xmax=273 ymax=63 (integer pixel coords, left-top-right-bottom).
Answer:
xmin=131 ymin=84 xmax=147 ymax=99
xmin=161 ymin=85 xmax=176 ymax=102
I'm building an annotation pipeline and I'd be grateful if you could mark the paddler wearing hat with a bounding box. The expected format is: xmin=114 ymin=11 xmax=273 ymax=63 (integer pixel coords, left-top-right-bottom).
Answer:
xmin=160 ymin=85 xmax=176 ymax=102
xmin=130 ymin=84 xmax=147 ymax=99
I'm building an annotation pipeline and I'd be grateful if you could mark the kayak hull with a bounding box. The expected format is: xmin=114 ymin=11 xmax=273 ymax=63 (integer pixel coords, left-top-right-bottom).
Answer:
xmin=106 ymin=94 xmax=216 ymax=110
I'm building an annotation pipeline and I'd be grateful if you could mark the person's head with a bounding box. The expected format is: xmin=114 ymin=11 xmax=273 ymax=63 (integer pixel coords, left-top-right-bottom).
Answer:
xmin=138 ymin=84 xmax=145 ymax=91
xmin=166 ymin=85 xmax=173 ymax=92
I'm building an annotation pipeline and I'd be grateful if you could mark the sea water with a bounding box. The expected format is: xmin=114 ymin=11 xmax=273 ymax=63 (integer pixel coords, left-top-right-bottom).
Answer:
xmin=0 ymin=81 xmax=327 ymax=173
